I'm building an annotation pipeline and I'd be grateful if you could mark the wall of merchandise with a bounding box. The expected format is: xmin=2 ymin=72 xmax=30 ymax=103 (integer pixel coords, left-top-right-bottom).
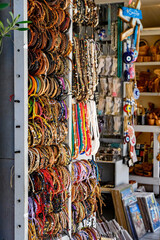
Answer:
xmin=27 ymin=0 xmax=101 ymax=239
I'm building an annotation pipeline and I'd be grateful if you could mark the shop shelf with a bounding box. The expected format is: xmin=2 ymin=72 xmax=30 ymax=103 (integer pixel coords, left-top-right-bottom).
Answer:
xmin=134 ymin=125 xmax=160 ymax=133
xmin=135 ymin=61 xmax=160 ymax=66
xmin=140 ymin=92 xmax=160 ymax=96
xmin=96 ymin=160 xmax=116 ymax=164
xmin=129 ymin=175 xmax=160 ymax=185
xmin=100 ymin=187 xmax=113 ymax=193
xmin=141 ymin=27 xmax=160 ymax=36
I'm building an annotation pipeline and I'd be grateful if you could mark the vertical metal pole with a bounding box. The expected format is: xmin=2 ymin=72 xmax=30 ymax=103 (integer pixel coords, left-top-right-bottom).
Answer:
xmin=14 ymin=0 xmax=28 ymax=239
xmin=68 ymin=4 xmax=73 ymax=238
xmin=153 ymin=132 xmax=159 ymax=195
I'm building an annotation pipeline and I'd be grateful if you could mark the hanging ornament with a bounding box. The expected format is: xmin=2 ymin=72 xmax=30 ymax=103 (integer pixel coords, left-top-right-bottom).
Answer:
xmin=133 ymin=83 xmax=140 ymax=99
xmin=123 ymin=104 xmax=132 ymax=114
xmin=124 ymin=69 xmax=130 ymax=81
xmin=131 ymin=48 xmax=138 ymax=62
xmin=123 ymin=47 xmax=133 ymax=64
xmin=124 ymin=132 xmax=130 ymax=143
xmin=130 ymin=135 xmax=136 ymax=146
xmin=129 ymin=64 xmax=135 ymax=79
xmin=118 ymin=0 xmax=143 ymax=40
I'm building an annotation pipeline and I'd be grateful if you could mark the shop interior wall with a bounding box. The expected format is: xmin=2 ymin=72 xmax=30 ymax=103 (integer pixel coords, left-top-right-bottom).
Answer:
xmin=0 ymin=0 xmax=14 ymax=239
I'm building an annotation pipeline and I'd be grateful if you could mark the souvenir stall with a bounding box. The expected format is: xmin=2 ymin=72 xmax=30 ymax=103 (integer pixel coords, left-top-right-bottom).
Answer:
xmin=1 ymin=0 xmax=160 ymax=239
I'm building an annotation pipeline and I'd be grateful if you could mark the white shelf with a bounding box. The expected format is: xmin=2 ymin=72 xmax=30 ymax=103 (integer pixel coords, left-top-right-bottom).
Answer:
xmin=100 ymin=187 xmax=113 ymax=193
xmin=140 ymin=92 xmax=160 ymax=96
xmin=101 ymin=238 xmax=114 ymax=240
xmin=96 ymin=160 xmax=116 ymax=164
xmin=141 ymin=27 xmax=160 ymax=36
xmin=135 ymin=61 xmax=160 ymax=66
xmin=134 ymin=125 xmax=160 ymax=133
xmin=129 ymin=175 xmax=160 ymax=185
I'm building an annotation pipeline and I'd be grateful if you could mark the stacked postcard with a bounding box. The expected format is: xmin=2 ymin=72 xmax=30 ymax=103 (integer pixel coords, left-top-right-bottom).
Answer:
xmin=111 ymin=184 xmax=160 ymax=240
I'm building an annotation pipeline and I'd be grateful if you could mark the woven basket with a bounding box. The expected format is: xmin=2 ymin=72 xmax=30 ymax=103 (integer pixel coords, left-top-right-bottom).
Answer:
xmin=137 ymin=56 xmax=144 ymax=62
xmin=155 ymin=54 xmax=160 ymax=61
xmin=143 ymin=56 xmax=151 ymax=62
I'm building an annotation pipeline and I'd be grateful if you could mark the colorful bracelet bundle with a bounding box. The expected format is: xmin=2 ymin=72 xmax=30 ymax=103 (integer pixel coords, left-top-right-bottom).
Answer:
xmin=28 ymin=0 xmax=72 ymax=238
xmin=73 ymin=37 xmax=98 ymax=101
xmin=28 ymin=75 xmax=70 ymax=98
xmin=72 ymin=227 xmax=101 ymax=240
xmin=28 ymin=143 xmax=71 ymax=174
xmin=72 ymin=102 xmax=92 ymax=158
xmin=71 ymin=160 xmax=101 ymax=231
xmin=29 ymin=203 xmax=69 ymax=239
xmin=28 ymin=166 xmax=70 ymax=238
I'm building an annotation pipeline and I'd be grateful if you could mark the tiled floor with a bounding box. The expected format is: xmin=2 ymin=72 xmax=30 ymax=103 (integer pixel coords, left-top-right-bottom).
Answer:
xmin=141 ymin=229 xmax=160 ymax=240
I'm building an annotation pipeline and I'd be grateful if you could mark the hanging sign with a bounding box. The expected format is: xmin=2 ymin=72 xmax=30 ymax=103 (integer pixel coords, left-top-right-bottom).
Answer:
xmin=122 ymin=7 xmax=142 ymax=20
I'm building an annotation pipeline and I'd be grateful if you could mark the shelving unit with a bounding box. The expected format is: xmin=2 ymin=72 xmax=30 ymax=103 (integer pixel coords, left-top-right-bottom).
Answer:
xmin=131 ymin=27 xmax=160 ymax=194
xmin=140 ymin=92 xmax=160 ymax=96
xmin=134 ymin=125 xmax=160 ymax=132
xmin=141 ymin=27 xmax=160 ymax=36
xmin=135 ymin=61 xmax=160 ymax=66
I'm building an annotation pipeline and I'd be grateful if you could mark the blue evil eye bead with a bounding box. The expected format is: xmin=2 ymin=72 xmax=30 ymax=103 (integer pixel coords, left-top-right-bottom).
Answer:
xmin=134 ymin=87 xmax=140 ymax=100
xmin=123 ymin=52 xmax=133 ymax=64
xmin=125 ymin=135 xmax=130 ymax=143
xmin=124 ymin=70 xmax=130 ymax=81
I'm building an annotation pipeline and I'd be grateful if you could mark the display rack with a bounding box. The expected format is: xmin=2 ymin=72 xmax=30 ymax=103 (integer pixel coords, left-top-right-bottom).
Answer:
xmin=14 ymin=0 xmax=74 ymax=239
xmin=95 ymin=0 xmax=129 ymax=195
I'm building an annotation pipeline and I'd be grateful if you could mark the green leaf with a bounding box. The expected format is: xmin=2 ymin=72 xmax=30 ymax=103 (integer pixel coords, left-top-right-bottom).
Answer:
xmin=5 ymin=34 xmax=11 ymax=37
xmin=0 ymin=21 xmax=4 ymax=30
xmin=14 ymin=14 xmax=20 ymax=23
xmin=11 ymin=27 xmax=19 ymax=30
xmin=0 ymin=3 xmax=9 ymax=10
xmin=16 ymin=20 xmax=32 ymax=24
xmin=9 ymin=11 xmax=14 ymax=20
xmin=17 ymin=27 xmax=29 ymax=31
xmin=6 ymin=18 xmax=11 ymax=25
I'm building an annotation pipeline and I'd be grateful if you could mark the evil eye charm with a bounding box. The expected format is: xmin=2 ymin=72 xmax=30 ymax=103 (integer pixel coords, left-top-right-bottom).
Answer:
xmin=134 ymin=87 xmax=140 ymax=100
xmin=123 ymin=104 xmax=131 ymax=113
xmin=124 ymin=70 xmax=130 ymax=81
xmin=123 ymin=52 xmax=133 ymax=64
xmin=127 ymin=104 xmax=131 ymax=113
xmin=125 ymin=134 xmax=130 ymax=143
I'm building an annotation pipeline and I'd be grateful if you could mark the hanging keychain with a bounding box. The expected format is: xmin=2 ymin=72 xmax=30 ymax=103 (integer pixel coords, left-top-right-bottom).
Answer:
xmin=124 ymin=116 xmax=130 ymax=143
xmin=123 ymin=41 xmax=133 ymax=64
xmin=124 ymin=64 xmax=130 ymax=82
xmin=133 ymin=81 xmax=140 ymax=100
